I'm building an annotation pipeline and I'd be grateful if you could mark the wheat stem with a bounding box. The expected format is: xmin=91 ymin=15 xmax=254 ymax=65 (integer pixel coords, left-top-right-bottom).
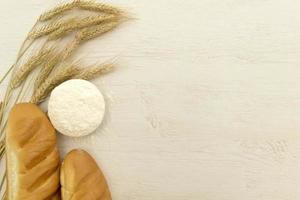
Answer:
xmin=0 ymin=87 xmax=13 ymax=127
xmin=0 ymin=150 xmax=6 ymax=198
xmin=17 ymin=20 xmax=38 ymax=59
xmin=0 ymin=66 xmax=13 ymax=85
xmin=1 ymin=39 xmax=35 ymax=86
xmin=0 ymin=21 xmax=37 ymax=85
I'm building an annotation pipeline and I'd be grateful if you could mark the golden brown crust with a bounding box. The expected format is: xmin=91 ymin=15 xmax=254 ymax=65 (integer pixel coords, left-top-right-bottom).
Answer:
xmin=6 ymin=103 xmax=60 ymax=200
xmin=46 ymin=191 xmax=61 ymax=200
xmin=61 ymin=149 xmax=112 ymax=200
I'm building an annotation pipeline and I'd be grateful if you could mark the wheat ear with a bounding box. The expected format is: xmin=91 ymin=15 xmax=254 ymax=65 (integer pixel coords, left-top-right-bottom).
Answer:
xmin=63 ymin=40 xmax=81 ymax=61
xmin=34 ymin=53 xmax=61 ymax=90
xmin=39 ymin=1 xmax=121 ymax=22
xmin=77 ymin=21 xmax=120 ymax=42
xmin=34 ymin=36 xmax=82 ymax=90
xmin=10 ymin=48 xmax=52 ymax=89
xmin=31 ymin=65 xmax=79 ymax=104
xmin=78 ymin=0 xmax=122 ymax=15
xmin=28 ymin=18 xmax=77 ymax=39
xmin=39 ymin=1 xmax=79 ymax=21
xmin=49 ymin=14 xmax=117 ymax=40
xmin=74 ymin=63 xmax=114 ymax=80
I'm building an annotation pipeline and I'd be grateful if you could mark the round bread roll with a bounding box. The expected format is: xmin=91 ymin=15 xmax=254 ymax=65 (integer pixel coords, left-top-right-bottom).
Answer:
xmin=61 ymin=149 xmax=112 ymax=200
xmin=48 ymin=79 xmax=105 ymax=137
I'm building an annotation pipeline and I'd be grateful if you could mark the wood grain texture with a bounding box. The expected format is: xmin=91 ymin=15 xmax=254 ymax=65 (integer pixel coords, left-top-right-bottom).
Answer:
xmin=2 ymin=0 xmax=300 ymax=199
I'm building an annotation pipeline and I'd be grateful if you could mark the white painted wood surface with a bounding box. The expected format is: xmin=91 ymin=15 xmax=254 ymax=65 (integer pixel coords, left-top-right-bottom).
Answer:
xmin=2 ymin=0 xmax=300 ymax=199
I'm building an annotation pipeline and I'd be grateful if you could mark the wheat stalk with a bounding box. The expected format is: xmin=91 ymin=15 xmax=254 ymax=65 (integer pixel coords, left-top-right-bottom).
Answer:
xmin=49 ymin=14 xmax=117 ymax=40
xmin=39 ymin=1 xmax=79 ymax=21
xmin=78 ymin=0 xmax=122 ymax=15
xmin=10 ymin=48 xmax=52 ymax=89
xmin=74 ymin=63 xmax=114 ymax=80
xmin=31 ymin=65 xmax=79 ymax=104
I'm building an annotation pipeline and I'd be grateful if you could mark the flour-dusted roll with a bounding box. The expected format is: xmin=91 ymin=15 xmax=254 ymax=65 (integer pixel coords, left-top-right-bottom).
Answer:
xmin=61 ymin=149 xmax=111 ymax=200
xmin=48 ymin=79 xmax=106 ymax=137
xmin=6 ymin=103 xmax=60 ymax=200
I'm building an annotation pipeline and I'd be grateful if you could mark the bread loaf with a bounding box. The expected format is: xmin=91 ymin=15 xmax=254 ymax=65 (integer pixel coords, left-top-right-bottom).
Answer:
xmin=61 ymin=149 xmax=111 ymax=200
xmin=6 ymin=103 xmax=60 ymax=200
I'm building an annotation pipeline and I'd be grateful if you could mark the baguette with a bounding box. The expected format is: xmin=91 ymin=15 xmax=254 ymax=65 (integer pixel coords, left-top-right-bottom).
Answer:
xmin=6 ymin=103 xmax=60 ymax=200
xmin=61 ymin=149 xmax=112 ymax=200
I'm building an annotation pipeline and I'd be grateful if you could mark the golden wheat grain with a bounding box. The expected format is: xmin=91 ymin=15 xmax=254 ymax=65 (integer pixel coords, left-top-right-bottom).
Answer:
xmin=48 ymin=22 xmax=76 ymax=40
xmin=28 ymin=18 xmax=77 ymax=39
xmin=34 ymin=53 xmax=61 ymax=90
xmin=78 ymin=1 xmax=122 ymax=15
xmin=49 ymin=14 xmax=117 ymax=40
xmin=10 ymin=48 xmax=52 ymax=89
xmin=74 ymin=63 xmax=114 ymax=80
xmin=28 ymin=21 xmax=62 ymax=39
xmin=39 ymin=1 xmax=78 ymax=21
xmin=33 ymin=39 xmax=81 ymax=91
xmin=39 ymin=0 xmax=121 ymax=22
xmin=62 ymin=39 xmax=80 ymax=61
xmin=78 ymin=21 xmax=120 ymax=42
xmin=31 ymin=65 xmax=79 ymax=104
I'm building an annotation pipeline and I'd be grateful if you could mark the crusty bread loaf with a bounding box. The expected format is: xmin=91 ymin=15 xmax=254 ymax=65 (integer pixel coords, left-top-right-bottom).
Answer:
xmin=6 ymin=103 xmax=60 ymax=200
xmin=61 ymin=149 xmax=112 ymax=200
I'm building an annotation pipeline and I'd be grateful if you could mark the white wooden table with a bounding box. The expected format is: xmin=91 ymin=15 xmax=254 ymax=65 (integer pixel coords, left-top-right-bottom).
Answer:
xmin=2 ymin=0 xmax=300 ymax=199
